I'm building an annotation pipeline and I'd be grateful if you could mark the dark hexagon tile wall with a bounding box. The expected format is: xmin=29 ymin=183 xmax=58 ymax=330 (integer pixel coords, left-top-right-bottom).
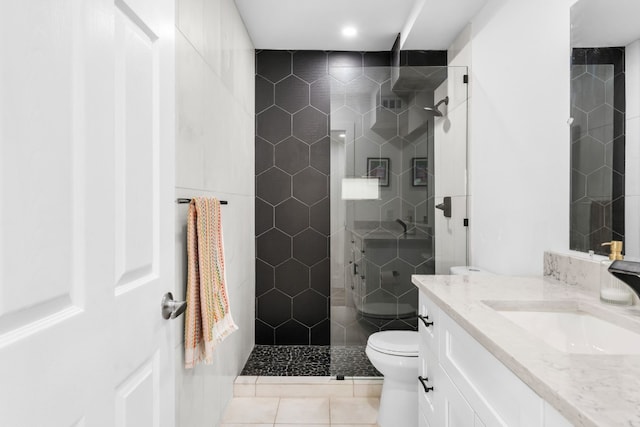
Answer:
xmin=275 ymin=198 xmax=309 ymax=235
xmin=255 ymin=49 xmax=446 ymax=345
xmin=256 ymin=229 xmax=291 ymax=266
xmin=293 ymin=289 xmax=328 ymax=326
xmin=293 ymin=106 xmax=329 ymax=144
xmin=309 ymin=198 xmax=330 ymax=235
xmin=256 ymin=50 xmax=331 ymax=344
xmin=275 ymin=259 xmax=310 ymax=297
xmin=256 ymin=259 xmax=274 ymax=297
xmin=257 ymin=50 xmax=292 ymax=83
xmin=256 ymin=168 xmax=291 ymax=205
xmin=255 ymin=136 xmax=274 ymax=175
xmin=570 ymin=47 xmax=625 ymax=254
xmin=255 ymin=198 xmax=273 ymax=236
xmin=257 ymin=106 xmax=292 ymax=144
xmin=258 ymin=289 xmax=292 ymax=327
xmin=293 ymin=229 xmax=328 ymax=266
xmin=256 ymin=76 xmax=274 ymax=114
xmin=293 ymin=168 xmax=328 ymax=205
xmin=276 ymin=76 xmax=310 ymax=113
xmin=275 ymin=319 xmax=309 ymax=345
xmin=275 ymin=137 xmax=309 ymax=175
xmin=293 ymin=51 xmax=328 ymax=83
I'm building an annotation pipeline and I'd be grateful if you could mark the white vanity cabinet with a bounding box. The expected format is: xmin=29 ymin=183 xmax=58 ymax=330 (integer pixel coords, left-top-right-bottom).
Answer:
xmin=417 ymin=291 xmax=573 ymax=427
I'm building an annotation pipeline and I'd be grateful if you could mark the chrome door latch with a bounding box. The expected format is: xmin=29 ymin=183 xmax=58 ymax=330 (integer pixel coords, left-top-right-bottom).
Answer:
xmin=161 ymin=292 xmax=187 ymax=319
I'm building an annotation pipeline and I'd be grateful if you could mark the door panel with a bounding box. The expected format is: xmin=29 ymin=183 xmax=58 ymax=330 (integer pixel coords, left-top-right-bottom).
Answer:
xmin=113 ymin=0 xmax=174 ymax=426
xmin=115 ymin=352 xmax=161 ymax=427
xmin=0 ymin=1 xmax=98 ymax=425
xmin=114 ymin=0 xmax=158 ymax=291
xmin=0 ymin=0 xmax=83 ymax=338
xmin=0 ymin=0 xmax=174 ymax=425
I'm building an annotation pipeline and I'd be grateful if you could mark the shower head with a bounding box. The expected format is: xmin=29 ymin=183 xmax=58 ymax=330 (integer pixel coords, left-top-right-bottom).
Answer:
xmin=423 ymin=106 xmax=443 ymax=117
xmin=423 ymin=96 xmax=449 ymax=116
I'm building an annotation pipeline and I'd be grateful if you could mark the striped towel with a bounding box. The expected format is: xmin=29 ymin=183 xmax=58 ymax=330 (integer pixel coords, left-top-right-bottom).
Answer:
xmin=184 ymin=197 xmax=238 ymax=369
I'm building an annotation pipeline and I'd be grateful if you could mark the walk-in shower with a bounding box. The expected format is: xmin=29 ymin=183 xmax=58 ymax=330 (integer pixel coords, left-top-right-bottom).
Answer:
xmin=328 ymin=64 xmax=469 ymax=376
xmin=250 ymin=50 xmax=469 ymax=377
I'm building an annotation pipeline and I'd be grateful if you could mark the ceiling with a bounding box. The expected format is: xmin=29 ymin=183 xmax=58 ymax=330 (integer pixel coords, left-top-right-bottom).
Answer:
xmin=233 ymin=0 xmax=489 ymax=51
xmin=571 ymin=0 xmax=640 ymax=47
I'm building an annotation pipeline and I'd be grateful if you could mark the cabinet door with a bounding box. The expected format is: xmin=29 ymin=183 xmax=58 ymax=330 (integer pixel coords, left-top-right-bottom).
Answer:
xmin=437 ymin=365 xmax=476 ymax=426
xmin=420 ymin=410 xmax=432 ymax=427
xmin=419 ymin=351 xmax=474 ymax=427
xmin=430 ymin=364 xmax=475 ymax=427
xmin=418 ymin=335 xmax=437 ymax=424
xmin=475 ymin=414 xmax=487 ymax=426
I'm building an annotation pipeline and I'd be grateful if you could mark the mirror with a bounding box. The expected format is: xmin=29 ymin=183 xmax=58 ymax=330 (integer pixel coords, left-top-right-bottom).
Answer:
xmin=570 ymin=0 xmax=640 ymax=257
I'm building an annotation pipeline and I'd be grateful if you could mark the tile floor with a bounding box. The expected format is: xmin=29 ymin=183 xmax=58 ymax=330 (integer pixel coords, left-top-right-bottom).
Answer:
xmin=221 ymin=376 xmax=382 ymax=426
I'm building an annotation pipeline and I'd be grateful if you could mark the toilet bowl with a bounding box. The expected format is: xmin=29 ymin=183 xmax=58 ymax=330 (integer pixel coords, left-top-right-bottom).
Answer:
xmin=365 ymin=330 xmax=419 ymax=427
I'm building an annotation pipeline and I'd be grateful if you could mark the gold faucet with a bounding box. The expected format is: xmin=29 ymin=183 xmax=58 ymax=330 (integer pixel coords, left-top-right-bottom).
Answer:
xmin=601 ymin=240 xmax=624 ymax=260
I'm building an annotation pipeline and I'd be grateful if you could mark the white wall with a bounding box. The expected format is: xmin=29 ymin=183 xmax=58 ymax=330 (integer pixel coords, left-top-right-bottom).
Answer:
xmin=175 ymin=0 xmax=255 ymax=424
xmin=463 ymin=0 xmax=575 ymax=275
xmin=626 ymin=39 xmax=640 ymax=259
xmin=433 ymin=66 xmax=470 ymax=274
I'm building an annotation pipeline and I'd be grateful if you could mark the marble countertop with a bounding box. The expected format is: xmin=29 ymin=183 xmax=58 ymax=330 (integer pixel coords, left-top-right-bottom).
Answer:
xmin=412 ymin=274 xmax=640 ymax=427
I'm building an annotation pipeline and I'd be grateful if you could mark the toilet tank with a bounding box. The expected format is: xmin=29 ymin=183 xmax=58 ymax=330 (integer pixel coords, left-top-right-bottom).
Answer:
xmin=449 ymin=266 xmax=492 ymax=275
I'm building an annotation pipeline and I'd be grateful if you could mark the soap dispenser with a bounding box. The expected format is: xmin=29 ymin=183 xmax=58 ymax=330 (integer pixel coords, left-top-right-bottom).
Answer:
xmin=600 ymin=241 xmax=633 ymax=305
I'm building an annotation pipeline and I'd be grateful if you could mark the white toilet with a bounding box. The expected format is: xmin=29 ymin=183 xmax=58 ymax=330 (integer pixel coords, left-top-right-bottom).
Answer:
xmin=365 ymin=330 xmax=419 ymax=427
xmin=449 ymin=265 xmax=491 ymax=275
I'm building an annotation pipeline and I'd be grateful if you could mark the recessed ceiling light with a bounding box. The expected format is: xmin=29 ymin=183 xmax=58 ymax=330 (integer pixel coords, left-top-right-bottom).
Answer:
xmin=339 ymin=133 xmax=346 ymax=138
xmin=342 ymin=26 xmax=357 ymax=37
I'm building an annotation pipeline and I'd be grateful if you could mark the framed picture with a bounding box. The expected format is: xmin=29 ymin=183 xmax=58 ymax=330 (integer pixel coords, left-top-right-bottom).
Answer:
xmin=412 ymin=157 xmax=428 ymax=187
xmin=366 ymin=157 xmax=390 ymax=187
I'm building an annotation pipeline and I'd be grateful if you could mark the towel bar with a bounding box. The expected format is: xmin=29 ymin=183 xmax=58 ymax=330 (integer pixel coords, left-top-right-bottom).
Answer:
xmin=176 ymin=198 xmax=228 ymax=205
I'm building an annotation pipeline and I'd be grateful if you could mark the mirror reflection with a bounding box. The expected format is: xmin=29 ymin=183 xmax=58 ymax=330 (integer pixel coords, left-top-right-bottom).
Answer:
xmin=570 ymin=0 xmax=640 ymax=257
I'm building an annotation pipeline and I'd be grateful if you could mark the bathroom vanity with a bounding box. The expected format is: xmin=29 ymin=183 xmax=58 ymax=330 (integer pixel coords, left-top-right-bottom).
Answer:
xmin=413 ymin=274 xmax=640 ymax=427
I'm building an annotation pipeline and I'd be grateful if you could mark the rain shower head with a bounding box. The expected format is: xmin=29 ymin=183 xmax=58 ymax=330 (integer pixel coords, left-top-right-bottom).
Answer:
xmin=424 ymin=96 xmax=449 ymax=116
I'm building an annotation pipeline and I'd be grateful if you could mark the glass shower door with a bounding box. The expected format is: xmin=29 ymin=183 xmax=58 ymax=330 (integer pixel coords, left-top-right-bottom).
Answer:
xmin=328 ymin=64 xmax=469 ymax=377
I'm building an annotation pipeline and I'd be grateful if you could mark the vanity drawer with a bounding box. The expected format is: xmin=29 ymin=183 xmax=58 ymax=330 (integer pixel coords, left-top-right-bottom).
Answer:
xmin=418 ymin=345 xmax=437 ymax=427
xmin=418 ymin=291 xmax=439 ymax=354
xmin=419 ymin=406 xmax=431 ymax=427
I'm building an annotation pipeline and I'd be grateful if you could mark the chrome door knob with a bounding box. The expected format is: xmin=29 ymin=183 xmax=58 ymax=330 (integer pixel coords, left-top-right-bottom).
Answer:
xmin=161 ymin=292 xmax=187 ymax=319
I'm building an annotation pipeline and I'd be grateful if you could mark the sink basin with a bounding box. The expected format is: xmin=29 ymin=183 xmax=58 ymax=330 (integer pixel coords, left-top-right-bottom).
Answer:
xmin=483 ymin=301 xmax=640 ymax=355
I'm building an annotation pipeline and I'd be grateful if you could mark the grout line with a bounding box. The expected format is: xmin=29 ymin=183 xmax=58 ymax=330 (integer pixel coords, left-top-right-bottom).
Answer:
xmin=273 ymin=396 xmax=281 ymax=425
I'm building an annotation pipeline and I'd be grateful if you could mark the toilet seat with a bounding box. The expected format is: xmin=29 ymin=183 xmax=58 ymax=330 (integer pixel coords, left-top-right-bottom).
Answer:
xmin=367 ymin=331 xmax=418 ymax=357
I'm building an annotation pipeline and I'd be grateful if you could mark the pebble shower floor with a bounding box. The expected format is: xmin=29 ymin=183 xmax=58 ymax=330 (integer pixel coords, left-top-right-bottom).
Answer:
xmin=240 ymin=345 xmax=381 ymax=377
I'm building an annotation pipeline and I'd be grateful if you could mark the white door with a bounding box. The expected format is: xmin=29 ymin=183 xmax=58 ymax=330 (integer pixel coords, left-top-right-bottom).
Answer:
xmin=0 ymin=0 xmax=175 ymax=425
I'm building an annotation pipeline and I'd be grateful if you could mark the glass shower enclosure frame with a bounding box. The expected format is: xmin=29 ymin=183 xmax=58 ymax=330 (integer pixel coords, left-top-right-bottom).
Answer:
xmin=328 ymin=64 xmax=469 ymax=376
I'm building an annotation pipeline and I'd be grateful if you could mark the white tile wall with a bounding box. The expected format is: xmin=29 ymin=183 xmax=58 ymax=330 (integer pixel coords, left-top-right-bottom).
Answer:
xmin=626 ymin=40 xmax=640 ymax=121
xmin=626 ymin=195 xmax=640 ymax=258
xmin=434 ymin=67 xmax=468 ymax=273
xmin=435 ymin=195 xmax=468 ymax=274
xmin=175 ymin=0 xmax=255 ymax=425
xmin=626 ymin=40 xmax=640 ymax=259
xmin=461 ymin=0 xmax=574 ymax=275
